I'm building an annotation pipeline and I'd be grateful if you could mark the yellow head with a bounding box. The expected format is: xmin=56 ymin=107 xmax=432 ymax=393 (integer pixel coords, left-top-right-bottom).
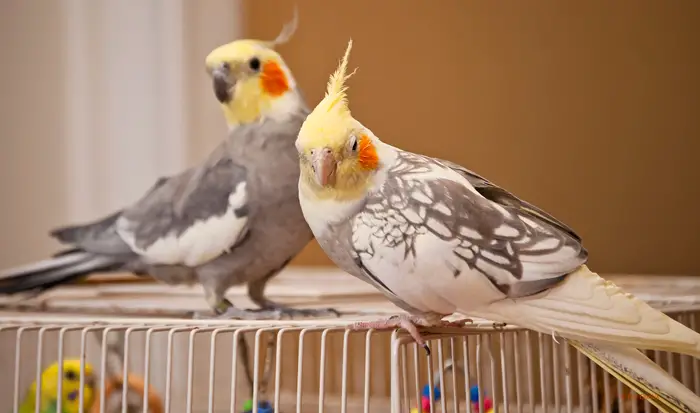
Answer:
xmin=205 ymin=11 xmax=303 ymax=128
xmin=24 ymin=360 xmax=95 ymax=413
xmin=296 ymin=40 xmax=380 ymax=200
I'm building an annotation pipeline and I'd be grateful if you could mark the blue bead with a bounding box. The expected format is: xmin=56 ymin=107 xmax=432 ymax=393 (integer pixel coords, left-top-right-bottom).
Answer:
xmin=470 ymin=385 xmax=480 ymax=402
xmin=421 ymin=384 xmax=441 ymax=400
xmin=258 ymin=401 xmax=273 ymax=413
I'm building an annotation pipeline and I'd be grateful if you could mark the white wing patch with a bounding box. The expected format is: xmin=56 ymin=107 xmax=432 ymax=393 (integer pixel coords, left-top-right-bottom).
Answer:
xmin=117 ymin=182 xmax=249 ymax=267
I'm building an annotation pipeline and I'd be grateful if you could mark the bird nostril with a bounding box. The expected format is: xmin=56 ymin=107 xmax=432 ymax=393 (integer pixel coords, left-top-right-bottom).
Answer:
xmin=221 ymin=62 xmax=230 ymax=71
xmin=324 ymin=148 xmax=332 ymax=155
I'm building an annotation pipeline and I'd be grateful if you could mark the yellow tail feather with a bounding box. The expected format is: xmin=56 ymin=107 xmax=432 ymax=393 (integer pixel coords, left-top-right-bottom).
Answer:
xmin=570 ymin=340 xmax=700 ymax=413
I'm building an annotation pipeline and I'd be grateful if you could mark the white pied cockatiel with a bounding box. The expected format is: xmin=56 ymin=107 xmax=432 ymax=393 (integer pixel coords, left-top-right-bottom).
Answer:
xmin=293 ymin=40 xmax=700 ymax=412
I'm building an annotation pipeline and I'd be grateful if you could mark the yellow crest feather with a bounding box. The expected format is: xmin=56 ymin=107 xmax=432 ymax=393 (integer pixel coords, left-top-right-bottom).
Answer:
xmin=298 ymin=39 xmax=358 ymax=150
xmin=322 ymin=39 xmax=356 ymax=116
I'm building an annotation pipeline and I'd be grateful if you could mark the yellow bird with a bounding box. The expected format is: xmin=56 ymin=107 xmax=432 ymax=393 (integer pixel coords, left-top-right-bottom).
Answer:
xmin=18 ymin=360 xmax=95 ymax=413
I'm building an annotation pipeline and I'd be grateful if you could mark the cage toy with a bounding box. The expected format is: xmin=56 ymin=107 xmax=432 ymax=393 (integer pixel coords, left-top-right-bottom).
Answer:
xmin=240 ymin=334 xmax=276 ymax=413
xmin=92 ymin=330 xmax=164 ymax=413
xmin=410 ymin=358 xmax=493 ymax=413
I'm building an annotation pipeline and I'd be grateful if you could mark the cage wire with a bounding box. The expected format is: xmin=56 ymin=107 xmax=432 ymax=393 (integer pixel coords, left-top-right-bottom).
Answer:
xmin=1 ymin=273 xmax=700 ymax=413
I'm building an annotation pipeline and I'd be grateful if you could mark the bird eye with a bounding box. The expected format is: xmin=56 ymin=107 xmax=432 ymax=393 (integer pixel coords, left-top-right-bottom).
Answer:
xmin=249 ymin=57 xmax=261 ymax=71
xmin=351 ymin=137 xmax=358 ymax=152
xmin=65 ymin=370 xmax=78 ymax=381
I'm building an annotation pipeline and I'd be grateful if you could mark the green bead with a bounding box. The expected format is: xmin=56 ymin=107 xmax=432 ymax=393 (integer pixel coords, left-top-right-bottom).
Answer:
xmin=243 ymin=399 xmax=253 ymax=411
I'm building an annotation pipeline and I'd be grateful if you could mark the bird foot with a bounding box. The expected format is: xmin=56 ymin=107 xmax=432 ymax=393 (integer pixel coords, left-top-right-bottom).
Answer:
xmin=195 ymin=306 xmax=342 ymax=321
xmin=251 ymin=305 xmax=342 ymax=320
xmin=349 ymin=314 xmax=472 ymax=355
xmin=250 ymin=299 xmax=342 ymax=320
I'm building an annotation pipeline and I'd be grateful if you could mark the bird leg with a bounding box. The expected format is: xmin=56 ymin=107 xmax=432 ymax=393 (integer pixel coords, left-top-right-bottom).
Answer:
xmin=246 ymin=274 xmax=342 ymax=320
xmin=192 ymin=297 xmax=277 ymax=320
xmin=350 ymin=313 xmax=472 ymax=355
xmin=193 ymin=276 xmax=342 ymax=320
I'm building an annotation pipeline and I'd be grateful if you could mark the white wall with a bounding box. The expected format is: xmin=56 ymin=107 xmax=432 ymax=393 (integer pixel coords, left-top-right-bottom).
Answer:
xmin=0 ymin=0 xmax=240 ymax=268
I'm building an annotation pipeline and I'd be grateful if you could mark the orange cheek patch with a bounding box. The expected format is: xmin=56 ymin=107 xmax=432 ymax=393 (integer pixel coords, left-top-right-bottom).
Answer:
xmin=358 ymin=135 xmax=379 ymax=170
xmin=260 ymin=61 xmax=289 ymax=97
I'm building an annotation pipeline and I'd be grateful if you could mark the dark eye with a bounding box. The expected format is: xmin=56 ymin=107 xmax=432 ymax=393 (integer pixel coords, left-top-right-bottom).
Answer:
xmin=65 ymin=370 xmax=78 ymax=381
xmin=249 ymin=57 xmax=261 ymax=71
xmin=351 ymin=138 xmax=358 ymax=152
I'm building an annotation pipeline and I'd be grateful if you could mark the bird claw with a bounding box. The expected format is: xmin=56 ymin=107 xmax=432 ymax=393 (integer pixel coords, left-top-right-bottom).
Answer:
xmin=441 ymin=318 xmax=474 ymax=328
xmin=349 ymin=314 xmax=468 ymax=356
xmin=492 ymin=322 xmax=507 ymax=330
xmin=351 ymin=314 xmax=430 ymax=354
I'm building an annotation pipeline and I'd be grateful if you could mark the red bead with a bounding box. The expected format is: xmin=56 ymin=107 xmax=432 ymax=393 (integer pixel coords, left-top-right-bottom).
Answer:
xmin=421 ymin=397 xmax=431 ymax=412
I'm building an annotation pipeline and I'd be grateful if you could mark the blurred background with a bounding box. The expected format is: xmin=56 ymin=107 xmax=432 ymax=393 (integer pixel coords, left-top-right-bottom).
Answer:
xmin=0 ymin=0 xmax=699 ymax=276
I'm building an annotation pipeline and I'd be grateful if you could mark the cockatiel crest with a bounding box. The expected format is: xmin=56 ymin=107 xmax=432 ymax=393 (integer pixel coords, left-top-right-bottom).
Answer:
xmin=299 ymin=39 xmax=356 ymax=145
xmin=297 ymin=40 xmax=380 ymax=199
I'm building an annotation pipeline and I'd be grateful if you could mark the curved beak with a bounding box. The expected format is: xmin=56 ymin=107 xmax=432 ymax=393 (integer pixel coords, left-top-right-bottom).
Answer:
xmin=312 ymin=148 xmax=337 ymax=187
xmin=209 ymin=63 xmax=235 ymax=104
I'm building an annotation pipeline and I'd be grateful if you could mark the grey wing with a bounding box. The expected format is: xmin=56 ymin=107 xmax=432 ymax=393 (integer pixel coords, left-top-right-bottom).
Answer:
xmin=116 ymin=150 xmax=251 ymax=267
xmin=362 ymin=151 xmax=587 ymax=299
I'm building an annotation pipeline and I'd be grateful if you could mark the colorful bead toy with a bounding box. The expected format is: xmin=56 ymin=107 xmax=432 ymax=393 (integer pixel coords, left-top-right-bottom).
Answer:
xmin=411 ymin=358 xmax=493 ymax=413
xmin=242 ymin=399 xmax=274 ymax=413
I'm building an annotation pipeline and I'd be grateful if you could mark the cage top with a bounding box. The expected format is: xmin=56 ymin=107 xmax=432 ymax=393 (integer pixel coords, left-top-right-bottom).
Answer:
xmin=1 ymin=269 xmax=700 ymax=330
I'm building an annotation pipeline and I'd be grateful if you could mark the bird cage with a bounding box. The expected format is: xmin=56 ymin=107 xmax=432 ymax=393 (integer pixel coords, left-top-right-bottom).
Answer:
xmin=1 ymin=269 xmax=699 ymax=413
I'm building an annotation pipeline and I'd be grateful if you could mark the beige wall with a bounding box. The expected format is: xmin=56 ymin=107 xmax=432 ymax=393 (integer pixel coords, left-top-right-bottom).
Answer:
xmin=245 ymin=0 xmax=700 ymax=274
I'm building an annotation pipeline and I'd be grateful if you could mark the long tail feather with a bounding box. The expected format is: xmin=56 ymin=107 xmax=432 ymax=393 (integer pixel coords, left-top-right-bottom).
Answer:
xmin=570 ymin=340 xmax=700 ymax=413
xmin=0 ymin=251 xmax=123 ymax=295
xmin=476 ymin=265 xmax=700 ymax=357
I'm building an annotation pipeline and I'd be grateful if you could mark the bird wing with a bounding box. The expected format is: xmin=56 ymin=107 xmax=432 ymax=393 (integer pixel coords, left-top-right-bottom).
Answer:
xmin=115 ymin=142 xmax=251 ymax=267
xmin=348 ymin=149 xmax=587 ymax=314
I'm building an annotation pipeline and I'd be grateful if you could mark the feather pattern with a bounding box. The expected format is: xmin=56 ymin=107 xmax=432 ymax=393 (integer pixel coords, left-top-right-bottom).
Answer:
xmin=345 ymin=148 xmax=587 ymax=314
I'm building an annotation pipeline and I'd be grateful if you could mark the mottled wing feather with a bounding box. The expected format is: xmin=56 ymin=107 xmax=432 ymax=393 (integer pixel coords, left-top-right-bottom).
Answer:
xmin=116 ymin=147 xmax=250 ymax=267
xmin=352 ymin=150 xmax=586 ymax=301
xmin=436 ymin=157 xmax=583 ymax=242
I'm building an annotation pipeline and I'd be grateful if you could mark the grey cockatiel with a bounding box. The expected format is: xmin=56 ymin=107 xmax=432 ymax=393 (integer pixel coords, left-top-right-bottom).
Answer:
xmin=0 ymin=17 xmax=337 ymax=320
xmin=294 ymin=40 xmax=700 ymax=412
